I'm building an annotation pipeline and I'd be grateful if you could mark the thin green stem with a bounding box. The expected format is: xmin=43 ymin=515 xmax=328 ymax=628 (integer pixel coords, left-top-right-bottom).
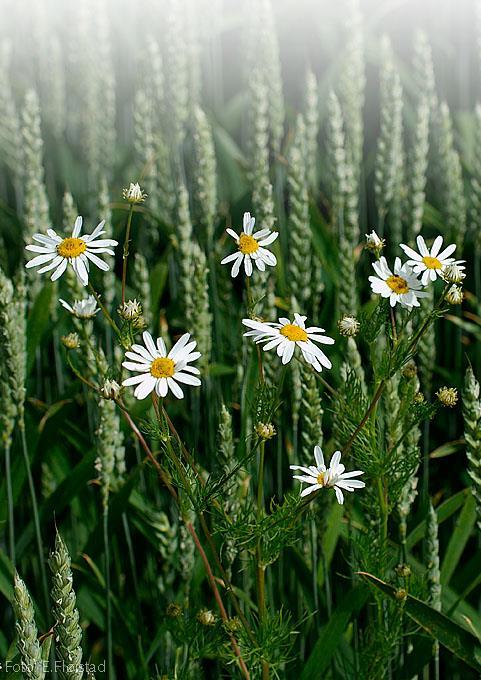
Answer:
xmin=121 ymin=204 xmax=135 ymax=306
xmin=88 ymin=283 xmax=120 ymax=336
xmin=20 ymin=422 xmax=49 ymax=616
xmin=5 ymin=441 xmax=15 ymax=567
xmin=103 ymin=508 xmax=113 ymax=679
xmin=256 ymin=440 xmax=269 ymax=679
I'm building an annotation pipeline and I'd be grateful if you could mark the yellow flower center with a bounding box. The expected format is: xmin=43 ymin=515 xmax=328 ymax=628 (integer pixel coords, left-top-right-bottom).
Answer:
xmin=386 ymin=275 xmax=409 ymax=295
xmin=150 ymin=357 xmax=175 ymax=379
xmin=57 ymin=237 xmax=87 ymax=258
xmin=280 ymin=324 xmax=308 ymax=342
xmin=317 ymin=471 xmax=325 ymax=485
xmin=238 ymin=233 xmax=259 ymax=255
xmin=422 ymin=255 xmax=442 ymax=270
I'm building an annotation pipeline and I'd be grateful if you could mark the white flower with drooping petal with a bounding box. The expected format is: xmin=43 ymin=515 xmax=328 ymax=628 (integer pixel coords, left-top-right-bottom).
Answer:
xmin=242 ymin=312 xmax=334 ymax=372
xmin=400 ymin=235 xmax=465 ymax=285
xmin=59 ymin=295 xmax=99 ymax=319
xmin=221 ymin=211 xmax=278 ymax=277
xmin=368 ymin=256 xmax=429 ymax=308
xmin=122 ymin=331 xmax=201 ymax=400
xmin=25 ymin=216 xmax=118 ymax=286
xmin=290 ymin=446 xmax=365 ymax=505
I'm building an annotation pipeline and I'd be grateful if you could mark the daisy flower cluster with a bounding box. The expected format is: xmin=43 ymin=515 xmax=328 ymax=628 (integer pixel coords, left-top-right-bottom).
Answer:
xmin=368 ymin=233 xmax=465 ymax=308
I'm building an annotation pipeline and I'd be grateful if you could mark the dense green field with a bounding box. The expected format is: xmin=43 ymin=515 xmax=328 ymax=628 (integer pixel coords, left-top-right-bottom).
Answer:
xmin=1 ymin=0 xmax=481 ymax=677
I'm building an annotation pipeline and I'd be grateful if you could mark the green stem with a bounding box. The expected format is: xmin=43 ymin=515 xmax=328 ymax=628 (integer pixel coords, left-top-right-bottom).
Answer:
xmin=88 ymin=283 xmax=120 ymax=336
xmin=103 ymin=508 xmax=113 ymax=679
xmin=5 ymin=441 xmax=15 ymax=567
xmin=20 ymin=422 xmax=49 ymax=616
xmin=256 ymin=441 xmax=269 ymax=679
xmin=121 ymin=204 xmax=135 ymax=306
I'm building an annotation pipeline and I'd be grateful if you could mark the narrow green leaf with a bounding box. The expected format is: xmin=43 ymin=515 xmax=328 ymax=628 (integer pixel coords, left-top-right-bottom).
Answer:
xmin=359 ymin=572 xmax=481 ymax=670
xmin=301 ymin=586 xmax=368 ymax=680
xmin=26 ymin=283 xmax=54 ymax=374
xmin=406 ymin=489 xmax=468 ymax=549
xmin=441 ymin=494 xmax=477 ymax=585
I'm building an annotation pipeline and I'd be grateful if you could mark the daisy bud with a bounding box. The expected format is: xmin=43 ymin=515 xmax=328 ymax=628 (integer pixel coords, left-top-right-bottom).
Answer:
xmin=118 ymin=299 xmax=142 ymax=320
xmin=395 ymin=564 xmax=411 ymax=578
xmin=365 ymin=230 xmax=385 ymax=253
xmin=255 ymin=422 xmax=276 ymax=440
xmin=224 ymin=617 xmax=241 ymax=633
xmin=395 ymin=588 xmax=408 ymax=601
xmin=338 ymin=315 xmax=360 ymax=337
xmin=401 ymin=362 xmax=417 ymax=379
xmin=197 ymin=608 xmax=216 ymax=626
xmin=122 ymin=182 xmax=147 ymax=204
xmin=442 ymin=263 xmax=466 ymax=283
xmin=61 ymin=332 xmax=80 ymax=350
xmin=166 ymin=603 xmax=183 ymax=618
xmin=413 ymin=392 xmax=425 ymax=404
xmin=445 ymin=284 xmax=463 ymax=305
xmin=436 ymin=386 xmax=458 ymax=408
xmin=101 ymin=379 xmax=121 ymax=400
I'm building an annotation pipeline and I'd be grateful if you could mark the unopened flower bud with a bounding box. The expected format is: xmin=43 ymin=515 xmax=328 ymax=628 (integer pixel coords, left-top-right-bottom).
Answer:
xmin=101 ymin=379 xmax=121 ymax=400
xmin=338 ymin=315 xmax=360 ymax=337
xmin=197 ymin=608 xmax=216 ymax=626
xmin=442 ymin=263 xmax=466 ymax=284
xmin=166 ymin=603 xmax=183 ymax=618
xmin=395 ymin=588 xmax=408 ymax=601
xmin=118 ymin=299 xmax=142 ymax=320
xmin=365 ymin=230 xmax=385 ymax=253
xmin=122 ymin=182 xmax=147 ymax=204
xmin=436 ymin=386 xmax=458 ymax=408
xmin=255 ymin=422 xmax=276 ymax=440
xmin=402 ymin=362 xmax=417 ymax=379
xmin=445 ymin=284 xmax=463 ymax=305
xmin=395 ymin=564 xmax=411 ymax=578
xmin=61 ymin=332 xmax=79 ymax=349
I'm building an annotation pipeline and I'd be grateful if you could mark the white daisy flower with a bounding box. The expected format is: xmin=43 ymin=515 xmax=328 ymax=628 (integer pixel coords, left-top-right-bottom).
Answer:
xmin=25 ymin=216 xmax=118 ymax=286
xmin=220 ymin=211 xmax=278 ymax=277
xmin=242 ymin=312 xmax=334 ymax=372
xmin=290 ymin=446 xmax=365 ymax=505
xmin=400 ymin=235 xmax=465 ymax=285
xmin=369 ymin=257 xmax=429 ymax=308
xmin=122 ymin=331 xmax=201 ymax=400
xmin=59 ymin=295 xmax=99 ymax=319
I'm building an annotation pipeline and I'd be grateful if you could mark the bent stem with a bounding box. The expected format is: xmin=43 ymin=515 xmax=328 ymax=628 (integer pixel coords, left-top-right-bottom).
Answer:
xmin=121 ymin=204 xmax=135 ymax=305
xmin=117 ymin=402 xmax=250 ymax=678
xmin=88 ymin=283 xmax=120 ymax=336
xmin=159 ymin=401 xmax=257 ymax=646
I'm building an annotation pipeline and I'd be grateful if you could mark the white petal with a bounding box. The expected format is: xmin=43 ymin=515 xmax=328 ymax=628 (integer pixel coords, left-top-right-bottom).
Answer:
xmin=231 ymin=253 xmax=243 ymax=277
xmin=85 ymin=250 xmax=109 ymax=270
xmin=430 ymin=235 xmax=443 ymax=257
xmin=301 ymin=484 xmax=322 ymax=498
xmin=314 ymin=445 xmax=324 ymax=468
xmin=157 ymin=378 xmax=168 ymax=397
xmin=25 ymin=253 xmax=56 ymax=268
xmin=334 ymin=487 xmax=344 ymax=504
xmin=167 ymin=377 xmax=184 ymax=399
xmin=134 ymin=375 xmax=156 ymax=399
xmin=50 ymin=258 xmax=68 ymax=281
xmin=72 ymin=216 xmax=83 ymax=237
xmin=142 ymin=331 xmax=158 ymax=357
